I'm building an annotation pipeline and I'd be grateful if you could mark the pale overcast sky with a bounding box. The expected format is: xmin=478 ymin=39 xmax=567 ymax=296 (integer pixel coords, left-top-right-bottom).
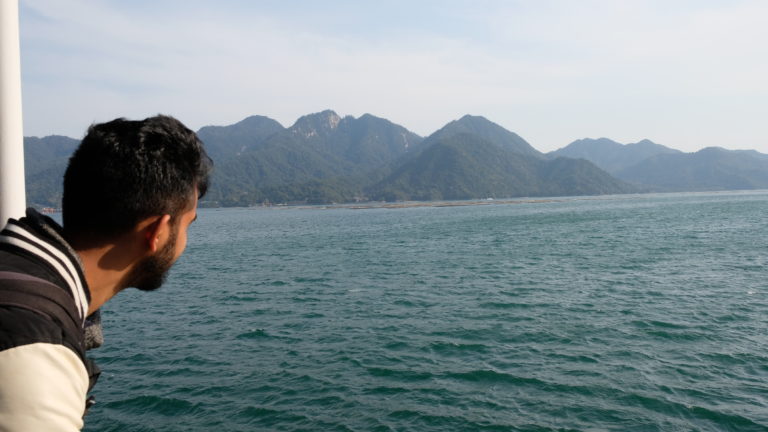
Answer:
xmin=18 ymin=0 xmax=768 ymax=153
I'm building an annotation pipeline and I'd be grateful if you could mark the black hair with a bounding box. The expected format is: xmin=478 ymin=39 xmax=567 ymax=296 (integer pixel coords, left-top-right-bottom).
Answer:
xmin=62 ymin=115 xmax=212 ymax=241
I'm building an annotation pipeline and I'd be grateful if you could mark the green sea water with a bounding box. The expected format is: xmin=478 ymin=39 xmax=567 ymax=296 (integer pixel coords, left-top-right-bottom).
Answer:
xmin=85 ymin=191 xmax=768 ymax=431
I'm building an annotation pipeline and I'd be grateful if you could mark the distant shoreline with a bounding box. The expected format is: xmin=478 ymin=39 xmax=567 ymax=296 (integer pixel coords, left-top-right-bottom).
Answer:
xmin=195 ymin=189 xmax=768 ymax=212
xmin=330 ymin=198 xmax=565 ymax=210
xmin=261 ymin=196 xmax=616 ymax=211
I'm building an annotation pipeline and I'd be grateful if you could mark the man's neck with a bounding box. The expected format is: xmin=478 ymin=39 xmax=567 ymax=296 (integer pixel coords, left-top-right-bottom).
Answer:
xmin=69 ymin=233 xmax=145 ymax=315
xmin=75 ymin=246 xmax=126 ymax=315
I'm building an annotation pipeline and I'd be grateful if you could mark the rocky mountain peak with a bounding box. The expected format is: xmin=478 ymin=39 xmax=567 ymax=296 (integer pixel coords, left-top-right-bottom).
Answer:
xmin=291 ymin=110 xmax=344 ymax=138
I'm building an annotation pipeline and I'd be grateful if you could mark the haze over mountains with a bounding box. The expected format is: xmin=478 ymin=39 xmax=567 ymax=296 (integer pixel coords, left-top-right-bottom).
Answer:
xmin=23 ymin=110 xmax=768 ymax=207
xmin=552 ymin=138 xmax=768 ymax=192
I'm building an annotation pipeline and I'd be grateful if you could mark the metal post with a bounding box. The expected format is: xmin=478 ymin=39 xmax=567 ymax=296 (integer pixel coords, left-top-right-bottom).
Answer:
xmin=0 ymin=0 xmax=26 ymax=225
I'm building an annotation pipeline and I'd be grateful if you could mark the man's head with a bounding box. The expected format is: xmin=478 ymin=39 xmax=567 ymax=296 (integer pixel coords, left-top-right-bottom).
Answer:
xmin=63 ymin=115 xmax=212 ymax=290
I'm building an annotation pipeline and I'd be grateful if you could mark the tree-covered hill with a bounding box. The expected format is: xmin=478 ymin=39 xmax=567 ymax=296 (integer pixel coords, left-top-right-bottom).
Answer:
xmin=616 ymin=147 xmax=768 ymax=191
xmin=23 ymin=135 xmax=80 ymax=207
xmin=367 ymin=132 xmax=631 ymax=201
xmin=549 ymin=138 xmax=681 ymax=174
xmin=202 ymin=110 xmax=423 ymax=205
xmin=548 ymin=137 xmax=768 ymax=192
xmin=196 ymin=115 xmax=285 ymax=162
xmin=418 ymin=114 xmax=542 ymax=158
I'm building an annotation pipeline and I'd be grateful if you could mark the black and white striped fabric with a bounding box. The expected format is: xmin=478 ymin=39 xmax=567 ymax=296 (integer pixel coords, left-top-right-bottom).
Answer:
xmin=0 ymin=211 xmax=89 ymax=323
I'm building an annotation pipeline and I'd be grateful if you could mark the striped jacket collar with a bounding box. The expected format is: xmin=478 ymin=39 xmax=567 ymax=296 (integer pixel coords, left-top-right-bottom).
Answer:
xmin=0 ymin=208 xmax=90 ymax=322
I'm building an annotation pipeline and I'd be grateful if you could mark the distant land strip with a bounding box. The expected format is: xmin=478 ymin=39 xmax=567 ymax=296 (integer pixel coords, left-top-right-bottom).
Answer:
xmin=263 ymin=196 xmax=647 ymax=211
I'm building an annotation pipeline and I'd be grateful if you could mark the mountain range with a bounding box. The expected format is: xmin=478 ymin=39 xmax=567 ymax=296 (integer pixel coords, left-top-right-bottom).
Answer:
xmin=21 ymin=111 xmax=768 ymax=207
xmin=552 ymin=137 xmax=768 ymax=192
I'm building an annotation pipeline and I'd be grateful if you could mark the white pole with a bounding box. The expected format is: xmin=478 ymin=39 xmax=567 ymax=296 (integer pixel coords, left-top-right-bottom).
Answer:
xmin=0 ymin=0 xmax=26 ymax=225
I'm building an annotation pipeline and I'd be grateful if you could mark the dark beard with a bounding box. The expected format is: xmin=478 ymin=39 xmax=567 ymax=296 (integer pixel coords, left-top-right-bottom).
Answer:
xmin=124 ymin=227 xmax=178 ymax=292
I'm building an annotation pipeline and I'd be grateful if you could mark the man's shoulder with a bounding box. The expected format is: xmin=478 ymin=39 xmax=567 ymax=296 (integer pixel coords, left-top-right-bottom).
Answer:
xmin=0 ymin=256 xmax=83 ymax=356
xmin=0 ymin=306 xmax=71 ymax=352
xmin=0 ymin=252 xmax=83 ymax=358
xmin=0 ymin=245 xmax=67 ymax=288
xmin=0 ymin=269 xmax=97 ymax=391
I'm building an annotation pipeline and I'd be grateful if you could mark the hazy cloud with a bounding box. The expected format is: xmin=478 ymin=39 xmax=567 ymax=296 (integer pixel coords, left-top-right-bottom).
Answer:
xmin=19 ymin=0 xmax=768 ymax=152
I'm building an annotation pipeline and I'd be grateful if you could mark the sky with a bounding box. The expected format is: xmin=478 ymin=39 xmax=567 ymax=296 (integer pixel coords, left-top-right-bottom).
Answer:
xmin=18 ymin=0 xmax=768 ymax=153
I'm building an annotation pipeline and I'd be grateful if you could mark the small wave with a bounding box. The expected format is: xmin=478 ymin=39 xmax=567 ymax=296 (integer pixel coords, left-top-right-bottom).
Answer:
xmin=150 ymin=367 xmax=206 ymax=378
xmin=222 ymin=295 xmax=259 ymax=302
xmin=713 ymin=313 xmax=751 ymax=323
xmin=479 ymin=301 xmax=543 ymax=310
xmin=291 ymin=296 xmax=323 ymax=303
xmin=445 ymin=369 xmax=606 ymax=397
xmin=103 ymin=395 xmax=203 ymax=416
xmin=645 ymin=330 xmax=706 ymax=341
xmin=547 ymin=352 xmax=600 ymax=364
xmin=236 ymin=329 xmax=269 ymax=339
xmin=239 ymin=406 xmax=354 ymax=430
xmin=630 ymin=319 xmax=690 ymax=330
xmin=701 ymin=351 xmax=768 ymax=367
xmin=363 ymin=386 xmax=411 ymax=395
xmin=171 ymin=355 xmax=221 ymax=367
xmin=428 ymin=327 xmax=501 ymax=341
xmin=685 ymin=404 xmax=767 ymax=429
xmin=303 ymin=395 xmax=348 ymax=407
xmin=427 ymin=341 xmax=489 ymax=355
xmin=384 ymin=341 xmax=410 ymax=351
xmin=237 ymin=406 xmax=309 ymax=424
xmin=293 ymin=276 xmax=332 ymax=284
xmin=366 ymin=367 xmax=434 ymax=381
xmin=619 ymin=393 xmax=767 ymax=430
xmin=445 ymin=369 xmax=539 ymax=386
xmin=123 ymin=353 xmax=153 ymax=362
xmin=173 ymin=384 xmax=235 ymax=397
xmin=386 ymin=409 xmax=514 ymax=431
xmin=393 ymin=299 xmax=435 ymax=308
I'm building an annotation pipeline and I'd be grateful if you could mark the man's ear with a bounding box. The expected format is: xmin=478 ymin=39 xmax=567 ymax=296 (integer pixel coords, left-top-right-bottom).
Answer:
xmin=143 ymin=214 xmax=172 ymax=253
